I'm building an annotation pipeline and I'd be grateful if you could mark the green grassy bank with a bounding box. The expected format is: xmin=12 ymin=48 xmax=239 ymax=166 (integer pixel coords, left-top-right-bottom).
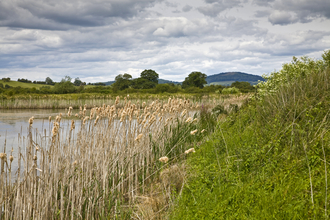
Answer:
xmin=170 ymin=51 xmax=330 ymax=219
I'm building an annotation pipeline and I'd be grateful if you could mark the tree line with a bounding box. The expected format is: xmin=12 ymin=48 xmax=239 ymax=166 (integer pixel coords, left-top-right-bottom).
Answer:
xmin=0 ymin=70 xmax=256 ymax=96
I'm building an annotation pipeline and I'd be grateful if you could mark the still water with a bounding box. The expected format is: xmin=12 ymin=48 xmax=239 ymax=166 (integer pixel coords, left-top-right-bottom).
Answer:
xmin=0 ymin=109 xmax=79 ymax=155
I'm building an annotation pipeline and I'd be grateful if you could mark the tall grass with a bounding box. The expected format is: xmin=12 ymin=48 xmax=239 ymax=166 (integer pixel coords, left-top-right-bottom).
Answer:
xmin=171 ymin=57 xmax=330 ymax=218
xmin=0 ymin=93 xmax=247 ymax=110
xmin=0 ymin=94 xmax=247 ymax=219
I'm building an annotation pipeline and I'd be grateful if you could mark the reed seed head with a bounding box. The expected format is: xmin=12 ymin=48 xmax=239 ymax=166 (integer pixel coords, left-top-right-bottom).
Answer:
xmin=185 ymin=148 xmax=195 ymax=154
xmin=49 ymin=116 xmax=51 ymax=122
xmin=71 ymin=119 xmax=75 ymax=130
xmin=159 ymin=156 xmax=169 ymax=163
xmin=0 ymin=153 xmax=7 ymax=160
xmin=190 ymin=129 xmax=198 ymax=135
xmin=181 ymin=109 xmax=187 ymax=117
xmin=135 ymin=134 xmax=143 ymax=142
xmin=29 ymin=116 xmax=34 ymax=126
xmin=9 ymin=155 xmax=14 ymax=162
xmin=185 ymin=117 xmax=192 ymax=123
xmin=33 ymin=155 xmax=37 ymax=161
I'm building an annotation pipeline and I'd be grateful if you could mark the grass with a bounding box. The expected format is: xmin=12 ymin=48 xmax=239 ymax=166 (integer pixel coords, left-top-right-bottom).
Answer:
xmin=170 ymin=65 xmax=330 ymax=218
xmin=0 ymin=80 xmax=53 ymax=89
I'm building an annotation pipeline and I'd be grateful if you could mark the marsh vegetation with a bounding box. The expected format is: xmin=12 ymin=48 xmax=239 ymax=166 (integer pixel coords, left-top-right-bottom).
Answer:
xmin=0 ymin=94 xmax=247 ymax=219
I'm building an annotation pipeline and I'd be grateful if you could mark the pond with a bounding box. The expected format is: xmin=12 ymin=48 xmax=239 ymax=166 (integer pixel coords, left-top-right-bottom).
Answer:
xmin=0 ymin=108 xmax=80 ymax=155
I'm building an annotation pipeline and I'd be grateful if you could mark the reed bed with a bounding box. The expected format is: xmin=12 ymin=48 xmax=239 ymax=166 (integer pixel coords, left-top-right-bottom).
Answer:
xmin=0 ymin=95 xmax=235 ymax=219
xmin=0 ymin=93 xmax=246 ymax=110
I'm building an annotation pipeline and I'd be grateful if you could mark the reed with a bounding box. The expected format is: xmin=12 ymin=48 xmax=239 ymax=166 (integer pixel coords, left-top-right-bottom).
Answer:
xmin=0 ymin=94 xmax=244 ymax=219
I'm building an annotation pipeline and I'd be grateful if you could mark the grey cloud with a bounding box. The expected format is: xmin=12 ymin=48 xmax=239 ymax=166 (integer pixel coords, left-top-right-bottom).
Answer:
xmin=253 ymin=0 xmax=275 ymax=7
xmin=164 ymin=1 xmax=178 ymax=7
xmin=0 ymin=0 xmax=162 ymax=30
xmin=254 ymin=10 xmax=270 ymax=18
xmin=266 ymin=0 xmax=330 ymax=25
xmin=197 ymin=0 xmax=242 ymax=17
xmin=218 ymin=16 xmax=268 ymax=37
xmin=172 ymin=10 xmax=181 ymax=14
xmin=182 ymin=5 xmax=192 ymax=12
xmin=268 ymin=11 xmax=298 ymax=25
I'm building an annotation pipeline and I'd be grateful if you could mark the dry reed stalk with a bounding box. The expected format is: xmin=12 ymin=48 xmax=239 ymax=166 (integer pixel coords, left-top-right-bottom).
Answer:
xmin=0 ymin=95 xmax=221 ymax=219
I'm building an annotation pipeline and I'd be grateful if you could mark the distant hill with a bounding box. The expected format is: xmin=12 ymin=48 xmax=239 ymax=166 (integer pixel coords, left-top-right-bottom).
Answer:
xmin=104 ymin=81 xmax=115 ymax=86
xmin=206 ymin=72 xmax=265 ymax=85
xmin=158 ymin=79 xmax=181 ymax=84
xmin=101 ymin=72 xmax=264 ymax=86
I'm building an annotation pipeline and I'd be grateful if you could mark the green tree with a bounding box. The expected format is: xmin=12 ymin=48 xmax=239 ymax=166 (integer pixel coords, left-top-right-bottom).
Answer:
xmin=45 ymin=77 xmax=54 ymax=85
xmin=113 ymin=73 xmax=132 ymax=90
xmin=182 ymin=72 xmax=207 ymax=89
xmin=155 ymin=84 xmax=170 ymax=93
xmin=140 ymin=69 xmax=159 ymax=85
xmin=231 ymin=81 xmax=254 ymax=93
xmin=53 ymin=76 xmax=76 ymax=94
xmin=73 ymin=77 xmax=82 ymax=86
xmin=132 ymin=78 xmax=155 ymax=89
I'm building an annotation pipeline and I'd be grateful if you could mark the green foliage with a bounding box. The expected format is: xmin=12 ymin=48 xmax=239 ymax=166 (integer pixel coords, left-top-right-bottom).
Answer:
xmin=140 ymin=69 xmax=159 ymax=85
xmin=171 ymin=51 xmax=330 ymax=219
xmin=73 ymin=77 xmax=83 ymax=86
xmin=221 ymin=87 xmax=240 ymax=94
xmin=112 ymin=73 xmax=132 ymax=90
xmin=231 ymin=81 xmax=255 ymax=93
xmin=182 ymin=72 xmax=207 ymax=89
xmin=45 ymin=77 xmax=54 ymax=85
xmin=258 ymin=50 xmax=330 ymax=96
xmin=132 ymin=78 xmax=156 ymax=89
xmin=53 ymin=76 xmax=77 ymax=94
xmin=2 ymin=77 xmax=10 ymax=82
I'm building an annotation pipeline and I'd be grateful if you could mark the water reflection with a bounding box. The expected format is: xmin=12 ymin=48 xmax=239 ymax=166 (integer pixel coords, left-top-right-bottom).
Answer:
xmin=0 ymin=109 xmax=79 ymax=154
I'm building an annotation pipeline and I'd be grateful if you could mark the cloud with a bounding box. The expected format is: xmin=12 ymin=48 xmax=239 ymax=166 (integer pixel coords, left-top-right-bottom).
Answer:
xmin=239 ymin=30 xmax=330 ymax=56
xmin=257 ymin=0 xmax=330 ymax=25
xmin=0 ymin=0 xmax=162 ymax=30
xmin=254 ymin=10 xmax=270 ymax=18
xmin=253 ymin=0 xmax=275 ymax=7
xmin=197 ymin=0 xmax=242 ymax=17
xmin=268 ymin=10 xmax=298 ymax=25
xmin=182 ymin=5 xmax=192 ymax=12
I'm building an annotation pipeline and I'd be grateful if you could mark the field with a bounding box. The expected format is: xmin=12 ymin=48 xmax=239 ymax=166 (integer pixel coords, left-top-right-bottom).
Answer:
xmin=0 ymin=80 xmax=54 ymax=89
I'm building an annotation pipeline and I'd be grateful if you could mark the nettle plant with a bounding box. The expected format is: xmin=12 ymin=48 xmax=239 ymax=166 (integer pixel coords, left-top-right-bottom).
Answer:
xmin=257 ymin=50 xmax=330 ymax=96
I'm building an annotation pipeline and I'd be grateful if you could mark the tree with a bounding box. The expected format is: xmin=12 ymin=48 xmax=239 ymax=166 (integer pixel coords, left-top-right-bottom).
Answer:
xmin=73 ymin=77 xmax=82 ymax=86
xmin=182 ymin=71 xmax=207 ymax=89
xmin=113 ymin=73 xmax=132 ymax=90
xmin=140 ymin=69 xmax=159 ymax=85
xmin=53 ymin=76 xmax=76 ymax=94
xmin=132 ymin=78 xmax=155 ymax=89
xmin=45 ymin=77 xmax=54 ymax=85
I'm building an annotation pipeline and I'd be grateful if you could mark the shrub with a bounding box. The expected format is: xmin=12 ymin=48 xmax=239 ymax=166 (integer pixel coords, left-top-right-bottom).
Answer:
xmin=221 ymin=87 xmax=240 ymax=94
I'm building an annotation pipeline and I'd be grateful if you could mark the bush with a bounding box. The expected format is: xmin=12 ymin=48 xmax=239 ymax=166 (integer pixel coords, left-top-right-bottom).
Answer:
xmin=221 ymin=87 xmax=240 ymax=94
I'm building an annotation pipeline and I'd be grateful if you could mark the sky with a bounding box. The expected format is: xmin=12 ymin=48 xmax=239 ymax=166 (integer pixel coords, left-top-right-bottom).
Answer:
xmin=0 ymin=0 xmax=329 ymax=83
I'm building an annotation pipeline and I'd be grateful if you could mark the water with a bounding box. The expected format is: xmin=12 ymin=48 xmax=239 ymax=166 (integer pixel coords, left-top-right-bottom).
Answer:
xmin=0 ymin=109 xmax=78 ymax=154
